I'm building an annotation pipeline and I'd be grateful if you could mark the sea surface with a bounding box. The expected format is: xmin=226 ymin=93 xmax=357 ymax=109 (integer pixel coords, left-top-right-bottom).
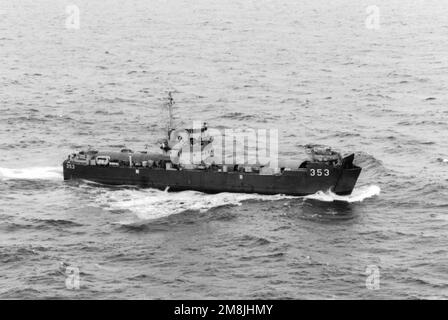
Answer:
xmin=0 ymin=0 xmax=447 ymax=299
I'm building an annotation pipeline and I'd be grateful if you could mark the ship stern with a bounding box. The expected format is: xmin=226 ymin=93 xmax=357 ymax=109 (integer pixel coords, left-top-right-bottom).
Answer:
xmin=62 ymin=159 xmax=71 ymax=180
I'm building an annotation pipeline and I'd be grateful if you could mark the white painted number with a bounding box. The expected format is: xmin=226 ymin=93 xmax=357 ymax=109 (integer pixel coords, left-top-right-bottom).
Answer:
xmin=310 ymin=169 xmax=330 ymax=177
xmin=66 ymin=162 xmax=75 ymax=170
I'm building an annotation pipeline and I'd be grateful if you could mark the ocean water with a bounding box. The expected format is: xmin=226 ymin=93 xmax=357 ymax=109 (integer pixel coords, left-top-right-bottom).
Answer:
xmin=0 ymin=0 xmax=447 ymax=299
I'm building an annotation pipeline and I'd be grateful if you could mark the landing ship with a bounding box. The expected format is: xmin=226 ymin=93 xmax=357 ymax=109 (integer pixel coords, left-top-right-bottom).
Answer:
xmin=63 ymin=93 xmax=361 ymax=196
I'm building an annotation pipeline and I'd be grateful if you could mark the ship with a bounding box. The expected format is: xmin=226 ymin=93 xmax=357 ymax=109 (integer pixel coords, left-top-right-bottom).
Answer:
xmin=63 ymin=93 xmax=361 ymax=196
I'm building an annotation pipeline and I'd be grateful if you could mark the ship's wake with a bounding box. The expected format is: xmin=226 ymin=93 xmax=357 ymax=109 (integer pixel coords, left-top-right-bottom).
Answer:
xmin=0 ymin=166 xmax=62 ymax=181
xmin=96 ymin=188 xmax=295 ymax=222
xmin=96 ymin=185 xmax=380 ymax=223
xmin=304 ymin=185 xmax=381 ymax=203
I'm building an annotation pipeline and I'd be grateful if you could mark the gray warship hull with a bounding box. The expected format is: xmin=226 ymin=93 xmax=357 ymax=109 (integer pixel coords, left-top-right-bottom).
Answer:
xmin=63 ymin=156 xmax=361 ymax=196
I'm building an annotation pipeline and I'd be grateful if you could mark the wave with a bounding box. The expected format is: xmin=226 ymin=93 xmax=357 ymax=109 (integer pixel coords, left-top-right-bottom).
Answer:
xmin=0 ymin=166 xmax=62 ymax=181
xmin=96 ymin=188 xmax=295 ymax=221
xmin=304 ymin=185 xmax=380 ymax=203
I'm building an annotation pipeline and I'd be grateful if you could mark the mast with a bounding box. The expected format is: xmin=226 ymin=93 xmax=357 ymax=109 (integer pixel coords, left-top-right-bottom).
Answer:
xmin=166 ymin=91 xmax=175 ymax=139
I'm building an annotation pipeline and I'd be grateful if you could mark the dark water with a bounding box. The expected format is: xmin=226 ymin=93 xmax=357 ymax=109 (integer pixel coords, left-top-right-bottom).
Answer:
xmin=1 ymin=0 xmax=447 ymax=299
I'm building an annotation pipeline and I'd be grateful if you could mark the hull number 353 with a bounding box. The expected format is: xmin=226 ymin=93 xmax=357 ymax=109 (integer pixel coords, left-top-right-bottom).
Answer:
xmin=309 ymin=168 xmax=330 ymax=176
xmin=66 ymin=162 xmax=75 ymax=170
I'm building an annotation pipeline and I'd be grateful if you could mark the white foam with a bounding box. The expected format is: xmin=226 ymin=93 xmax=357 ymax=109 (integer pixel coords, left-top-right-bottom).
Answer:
xmin=0 ymin=166 xmax=62 ymax=181
xmin=96 ymin=185 xmax=381 ymax=221
xmin=97 ymin=188 xmax=295 ymax=221
xmin=304 ymin=185 xmax=381 ymax=203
